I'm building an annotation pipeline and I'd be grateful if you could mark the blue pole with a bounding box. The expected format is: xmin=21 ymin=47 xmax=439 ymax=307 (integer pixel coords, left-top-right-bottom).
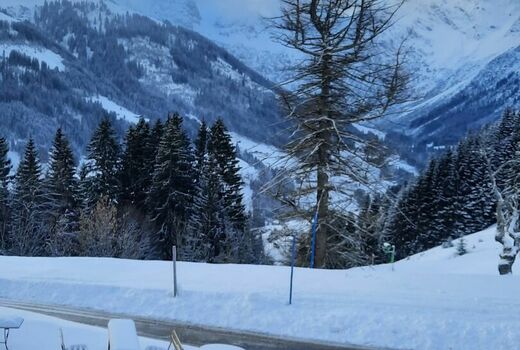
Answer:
xmin=310 ymin=210 xmax=318 ymax=269
xmin=289 ymin=235 xmax=296 ymax=305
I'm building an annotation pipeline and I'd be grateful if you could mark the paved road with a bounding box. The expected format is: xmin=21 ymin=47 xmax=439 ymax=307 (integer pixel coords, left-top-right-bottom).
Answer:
xmin=0 ymin=298 xmax=396 ymax=350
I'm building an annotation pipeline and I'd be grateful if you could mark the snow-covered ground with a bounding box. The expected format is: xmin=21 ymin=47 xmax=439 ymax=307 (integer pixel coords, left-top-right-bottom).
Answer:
xmin=0 ymin=226 xmax=518 ymax=349
xmin=0 ymin=306 xmax=184 ymax=350
xmin=0 ymin=306 xmax=245 ymax=349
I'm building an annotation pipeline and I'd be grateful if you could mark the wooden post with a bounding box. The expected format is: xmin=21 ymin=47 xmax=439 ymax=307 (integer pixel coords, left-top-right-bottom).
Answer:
xmin=172 ymin=245 xmax=177 ymax=298
xmin=289 ymin=235 xmax=296 ymax=305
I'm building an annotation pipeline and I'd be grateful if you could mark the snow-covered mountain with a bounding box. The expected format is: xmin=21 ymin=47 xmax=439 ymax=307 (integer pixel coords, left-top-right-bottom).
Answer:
xmin=0 ymin=0 xmax=282 ymax=157
xmin=1 ymin=0 xmax=517 ymax=180
xmin=113 ymin=0 xmax=293 ymax=84
xmin=381 ymin=0 xmax=520 ymax=162
xmin=106 ymin=0 xmax=520 ymax=164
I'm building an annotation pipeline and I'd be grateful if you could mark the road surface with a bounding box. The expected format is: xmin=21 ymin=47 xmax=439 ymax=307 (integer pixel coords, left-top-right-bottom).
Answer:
xmin=0 ymin=298 xmax=398 ymax=350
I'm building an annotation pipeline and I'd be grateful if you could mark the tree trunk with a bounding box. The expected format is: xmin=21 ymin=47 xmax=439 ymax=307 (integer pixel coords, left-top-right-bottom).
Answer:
xmin=496 ymin=205 xmax=519 ymax=275
xmin=313 ymin=47 xmax=333 ymax=268
xmin=498 ymin=253 xmax=515 ymax=275
xmin=315 ymin=159 xmax=329 ymax=268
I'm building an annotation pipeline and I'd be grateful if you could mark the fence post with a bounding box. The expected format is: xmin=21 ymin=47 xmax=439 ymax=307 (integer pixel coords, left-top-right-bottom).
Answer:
xmin=172 ymin=245 xmax=177 ymax=298
xmin=289 ymin=235 xmax=296 ymax=305
xmin=310 ymin=210 xmax=318 ymax=269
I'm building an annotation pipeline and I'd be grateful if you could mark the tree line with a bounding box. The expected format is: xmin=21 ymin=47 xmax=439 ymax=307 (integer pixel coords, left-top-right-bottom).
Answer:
xmin=0 ymin=114 xmax=265 ymax=263
xmin=374 ymin=109 xmax=520 ymax=261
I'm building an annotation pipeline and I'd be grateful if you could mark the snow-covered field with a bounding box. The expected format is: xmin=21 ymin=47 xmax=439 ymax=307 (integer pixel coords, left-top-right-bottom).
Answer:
xmin=0 ymin=226 xmax=518 ymax=349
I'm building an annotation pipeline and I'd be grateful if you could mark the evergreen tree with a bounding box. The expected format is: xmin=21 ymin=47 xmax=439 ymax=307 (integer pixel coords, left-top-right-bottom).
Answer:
xmin=150 ymin=119 xmax=164 ymax=159
xmin=120 ymin=118 xmax=153 ymax=208
xmin=45 ymin=128 xmax=79 ymax=255
xmin=456 ymin=235 xmax=467 ymax=256
xmin=431 ymin=150 xmax=457 ymax=246
xmin=194 ymin=120 xmax=208 ymax=184
xmin=207 ymin=119 xmax=247 ymax=230
xmin=187 ymin=153 xmax=226 ymax=262
xmin=0 ymin=137 xmax=11 ymax=251
xmin=86 ymin=118 xmax=121 ymax=206
xmin=386 ymin=184 xmax=420 ymax=259
xmin=147 ymin=114 xmax=195 ymax=259
xmin=413 ymin=159 xmax=439 ymax=252
xmin=77 ymin=163 xmax=91 ymax=211
xmin=207 ymin=119 xmax=258 ymax=263
xmin=11 ymin=139 xmax=46 ymax=256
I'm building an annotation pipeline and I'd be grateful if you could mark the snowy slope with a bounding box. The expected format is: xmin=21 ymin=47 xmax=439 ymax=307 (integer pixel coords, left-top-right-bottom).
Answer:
xmin=0 ymin=226 xmax=519 ymax=350
xmin=0 ymin=43 xmax=65 ymax=71
xmin=86 ymin=95 xmax=141 ymax=124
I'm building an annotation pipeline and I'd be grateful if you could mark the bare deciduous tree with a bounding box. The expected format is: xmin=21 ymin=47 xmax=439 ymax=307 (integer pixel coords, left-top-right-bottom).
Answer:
xmin=268 ymin=0 xmax=408 ymax=267
xmin=481 ymin=143 xmax=520 ymax=275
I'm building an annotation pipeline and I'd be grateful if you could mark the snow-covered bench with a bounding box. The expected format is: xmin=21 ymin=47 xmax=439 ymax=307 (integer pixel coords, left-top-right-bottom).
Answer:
xmin=107 ymin=319 xmax=140 ymax=350
xmin=0 ymin=317 xmax=23 ymax=350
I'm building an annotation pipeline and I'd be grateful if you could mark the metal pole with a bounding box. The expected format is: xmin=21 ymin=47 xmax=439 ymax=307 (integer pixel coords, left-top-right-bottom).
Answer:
xmin=391 ymin=245 xmax=395 ymax=271
xmin=310 ymin=210 xmax=318 ymax=269
xmin=289 ymin=235 xmax=296 ymax=305
xmin=173 ymin=245 xmax=177 ymax=297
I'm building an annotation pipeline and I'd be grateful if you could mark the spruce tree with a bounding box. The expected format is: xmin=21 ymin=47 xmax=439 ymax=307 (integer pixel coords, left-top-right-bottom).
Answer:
xmin=121 ymin=118 xmax=153 ymax=208
xmin=150 ymin=119 xmax=164 ymax=159
xmin=386 ymin=184 xmax=421 ymax=259
xmin=147 ymin=114 xmax=195 ymax=259
xmin=11 ymin=139 xmax=46 ymax=256
xmin=456 ymin=235 xmax=467 ymax=256
xmin=207 ymin=119 xmax=247 ymax=230
xmin=194 ymin=120 xmax=208 ymax=184
xmin=0 ymin=137 xmax=11 ymax=251
xmin=413 ymin=158 xmax=441 ymax=252
xmin=431 ymin=151 xmax=457 ymax=247
xmin=45 ymin=128 xmax=79 ymax=255
xmin=86 ymin=118 xmax=121 ymax=206
xmin=187 ymin=153 xmax=226 ymax=262
xmin=207 ymin=119 xmax=256 ymax=263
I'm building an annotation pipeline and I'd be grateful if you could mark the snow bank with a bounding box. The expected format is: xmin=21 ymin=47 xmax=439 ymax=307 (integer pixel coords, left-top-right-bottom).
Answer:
xmin=0 ymin=226 xmax=518 ymax=349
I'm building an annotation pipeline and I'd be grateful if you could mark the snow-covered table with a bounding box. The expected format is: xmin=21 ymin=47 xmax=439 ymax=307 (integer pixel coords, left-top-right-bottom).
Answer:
xmin=0 ymin=317 xmax=23 ymax=350
xmin=107 ymin=319 xmax=140 ymax=350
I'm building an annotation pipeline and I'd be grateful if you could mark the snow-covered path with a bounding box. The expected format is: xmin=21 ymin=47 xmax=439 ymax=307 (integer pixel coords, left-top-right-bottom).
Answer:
xmin=0 ymin=226 xmax=518 ymax=349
